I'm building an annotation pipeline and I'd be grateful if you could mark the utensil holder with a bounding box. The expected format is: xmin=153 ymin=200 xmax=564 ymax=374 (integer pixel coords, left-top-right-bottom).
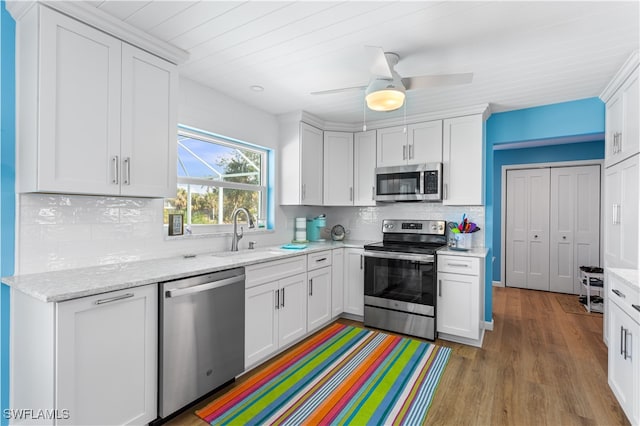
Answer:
xmin=455 ymin=233 xmax=473 ymax=249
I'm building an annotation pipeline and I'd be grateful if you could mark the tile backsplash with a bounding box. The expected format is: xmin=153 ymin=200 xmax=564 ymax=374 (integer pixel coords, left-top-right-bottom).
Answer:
xmin=17 ymin=194 xmax=484 ymax=274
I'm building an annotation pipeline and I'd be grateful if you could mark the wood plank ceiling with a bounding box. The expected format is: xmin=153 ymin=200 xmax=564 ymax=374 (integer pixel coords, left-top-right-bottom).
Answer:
xmin=89 ymin=1 xmax=639 ymax=123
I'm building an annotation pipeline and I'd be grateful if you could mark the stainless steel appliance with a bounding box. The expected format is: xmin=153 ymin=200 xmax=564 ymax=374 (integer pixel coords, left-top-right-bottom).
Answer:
xmin=364 ymin=219 xmax=446 ymax=340
xmin=375 ymin=163 xmax=442 ymax=202
xmin=159 ymin=268 xmax=245 ymax=418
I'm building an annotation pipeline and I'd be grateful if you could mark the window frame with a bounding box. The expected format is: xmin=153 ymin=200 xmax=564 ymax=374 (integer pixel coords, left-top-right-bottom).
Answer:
xmin=168 ymin=127 xmax=268 ymax=235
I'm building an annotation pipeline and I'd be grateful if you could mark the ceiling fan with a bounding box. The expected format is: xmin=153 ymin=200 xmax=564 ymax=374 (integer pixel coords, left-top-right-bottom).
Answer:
xmin=311 ymin=46 xmax=473 ymax=112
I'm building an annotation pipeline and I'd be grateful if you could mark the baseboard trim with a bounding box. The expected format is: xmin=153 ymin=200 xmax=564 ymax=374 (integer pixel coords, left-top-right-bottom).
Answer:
xmin=492 ymin=280 xmax=504 ymax=287
xmin=484 ymin=319 xmax=494 ymax=331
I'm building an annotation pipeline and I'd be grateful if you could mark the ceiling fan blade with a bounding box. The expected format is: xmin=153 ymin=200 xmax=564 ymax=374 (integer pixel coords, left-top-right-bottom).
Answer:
xmin=365 ymin=45 xmax=393 ymax=79
xmin=402 ymin=73 xmax=473 ymax=90
xmin=310 ymin=85 xmax=367 ymax=95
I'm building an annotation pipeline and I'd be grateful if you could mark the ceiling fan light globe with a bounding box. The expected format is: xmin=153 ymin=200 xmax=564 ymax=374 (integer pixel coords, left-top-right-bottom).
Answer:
xmin=365 ymin=89 xmax=406 ymax=111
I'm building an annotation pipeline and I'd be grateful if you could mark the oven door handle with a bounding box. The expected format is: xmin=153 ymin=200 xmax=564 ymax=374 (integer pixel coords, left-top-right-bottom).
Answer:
xmin=364 ymin=250 xmax=434 ymax=263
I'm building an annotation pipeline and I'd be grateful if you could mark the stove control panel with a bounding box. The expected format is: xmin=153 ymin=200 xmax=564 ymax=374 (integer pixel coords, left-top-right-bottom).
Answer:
xmin=381 ymin=219 xmax=446 ymax=235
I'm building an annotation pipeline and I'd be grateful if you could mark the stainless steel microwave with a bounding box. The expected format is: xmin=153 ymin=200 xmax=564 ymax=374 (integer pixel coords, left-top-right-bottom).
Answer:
xmin=375 ymin=163 xmax=442 ymax=202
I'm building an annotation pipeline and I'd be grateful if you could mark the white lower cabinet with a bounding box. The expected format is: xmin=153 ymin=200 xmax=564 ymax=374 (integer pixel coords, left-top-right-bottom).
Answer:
xmin=437 ymin=255 xmax=484 ymax=347
xmin=11 ymin=284 xmax=157 ymax=426
xmin=607 ymin=269 xmax=640 ymax=425
xmin=331 ymin=248 xmax=345 ymax=318
xmin=307 ymin=267 xmax=332 ymax=332
xmin=344 ymin=248 xmax=365 ymax=317
xmin=245 ymin=273 xmax=307 ymax=369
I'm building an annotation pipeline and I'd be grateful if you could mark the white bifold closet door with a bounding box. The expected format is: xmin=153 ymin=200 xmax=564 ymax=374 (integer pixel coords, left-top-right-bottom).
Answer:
xmin=549 ymin=165 xmax=601 ymax=294
xmin=505 ymin=168 xmax=550 ymax=290
xmin=506 ymin=165 xmax=601 ymax=294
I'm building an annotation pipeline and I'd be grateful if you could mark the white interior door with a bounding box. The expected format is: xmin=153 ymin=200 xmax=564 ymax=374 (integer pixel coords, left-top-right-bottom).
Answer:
xmin=550 ymin=165 xmax=601 ymax=294
xmin=506 ymin=168 xmax=550 ymax=290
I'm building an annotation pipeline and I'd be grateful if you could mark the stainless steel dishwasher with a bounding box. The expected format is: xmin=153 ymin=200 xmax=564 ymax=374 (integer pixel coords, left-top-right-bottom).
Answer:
xmin=159 ymin=267 xmax=245 ymax=419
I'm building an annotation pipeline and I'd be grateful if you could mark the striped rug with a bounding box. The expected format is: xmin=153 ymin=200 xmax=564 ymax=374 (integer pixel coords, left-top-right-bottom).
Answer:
xmin=196 ymin=323 xmax=452 ymax=425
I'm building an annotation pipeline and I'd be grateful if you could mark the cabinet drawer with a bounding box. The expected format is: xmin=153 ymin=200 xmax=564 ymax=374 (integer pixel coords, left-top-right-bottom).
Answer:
xmin=608 ymin=271 xmax=640 ymax=324
xmin=307 ymin=250 xmax=332 ymax=271
xmin=438 ymin=255 xmax=479 ymax=275
xmin=245 ymin=256 xmax=307 ymax=288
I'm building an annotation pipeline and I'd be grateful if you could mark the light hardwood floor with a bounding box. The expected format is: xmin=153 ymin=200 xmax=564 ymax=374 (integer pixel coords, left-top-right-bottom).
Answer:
xmin=167 ymin=287 xmax=629 ymax=425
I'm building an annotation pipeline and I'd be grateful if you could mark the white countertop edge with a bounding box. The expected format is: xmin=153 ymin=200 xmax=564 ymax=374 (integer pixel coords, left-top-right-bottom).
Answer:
xmin=2 ymin=240 xmax=373 ymax=303
xmin=607 ymin=267 xmax=639 ymax=288
xmin=437 ymin=247 xmax=489 ymax=258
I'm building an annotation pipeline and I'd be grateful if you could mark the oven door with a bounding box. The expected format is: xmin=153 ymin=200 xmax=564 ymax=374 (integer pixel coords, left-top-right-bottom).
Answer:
xmin=363 ymin=251 xmax=436 ymax=316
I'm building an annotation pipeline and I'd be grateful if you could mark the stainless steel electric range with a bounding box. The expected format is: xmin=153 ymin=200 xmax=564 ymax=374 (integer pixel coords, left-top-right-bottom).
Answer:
xmin=363 ymin=219 xmax=447 ymax=340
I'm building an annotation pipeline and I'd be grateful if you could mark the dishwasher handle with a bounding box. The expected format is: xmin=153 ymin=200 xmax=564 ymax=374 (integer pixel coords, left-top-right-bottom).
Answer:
xmin=165 ymin=274 xmax=245 ymax=298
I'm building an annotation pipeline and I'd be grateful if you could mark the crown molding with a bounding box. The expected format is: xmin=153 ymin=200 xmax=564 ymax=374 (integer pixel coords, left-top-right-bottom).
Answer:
xmin=600 ymin=50 xmax=639 ymax=102
xmin=6 ymin=0 xmax=190 ymax=65
xmin=281 ymin=103 xmax=492 ymax=133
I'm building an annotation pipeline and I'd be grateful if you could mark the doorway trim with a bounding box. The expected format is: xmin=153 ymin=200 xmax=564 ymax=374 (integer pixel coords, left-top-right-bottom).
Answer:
xmin=499 ymin=159 xmax=604 ymax=288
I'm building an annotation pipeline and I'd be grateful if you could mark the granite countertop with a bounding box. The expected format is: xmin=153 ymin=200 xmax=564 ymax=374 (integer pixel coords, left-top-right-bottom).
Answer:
xmin=607 ymin=267 xmax=639 ymax=289
xmin=437 ymin=247 xmax=489 ymax=258
xmin=2 ymin=240 xmax=373 ymax=303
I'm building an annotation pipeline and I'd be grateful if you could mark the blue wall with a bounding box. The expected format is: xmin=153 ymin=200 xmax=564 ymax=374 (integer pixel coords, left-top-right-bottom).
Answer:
xmin=491 ymin=141 xmax=604 ymax=282
xmin=0 ymin=2 xmax=15 ymax=424
xmin=485 ymin=97 xmax=605 ymax=286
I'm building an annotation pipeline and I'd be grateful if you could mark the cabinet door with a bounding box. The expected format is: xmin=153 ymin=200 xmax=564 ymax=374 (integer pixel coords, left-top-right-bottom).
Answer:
xmin=621 ymin=73 xmax=639 ymax=161
xmin=323 ymin=131 xmax=354 ymax=205
xmin=39 ymin=6 xmax=121 ymax=195
xmin=376 ymin=125 xmax=407 ymax=167
xmin=56 ymin=285 xmax=157 ymax=425
xmin=354 ymin=130 xmax=377 ymax=206
xmin=608 ymin=301 xmax=636 ymax=423
xmin=121 ymin=44 xmax=178 ymax=198
xmin=307 ymin=267 xmax=332 ymax=332
xmin=332 ymin=248 xmax=345 ymax=318
xmin=278 ymin=273 xmax=308 ymax=348
xmin=437 ymin=271 xmax=479 ymax=339
xmin=245 ymin=281 xmax=279 ymax=368
xmin=407 ymin=120 xmax=443 ymax=165
xmin=443 ymin=115 xmax=484 ymax=205
xmin=605 ymin=156 xmax=639 ymax=269
xmin=344 ymin=248 xmax=364 ymax=316
xmin=300 ymin=122 xmax=324 ymax=205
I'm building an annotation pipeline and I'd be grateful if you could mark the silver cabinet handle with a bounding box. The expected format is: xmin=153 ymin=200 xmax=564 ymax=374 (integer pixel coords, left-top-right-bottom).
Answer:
xmin=309 ymin=279 xmax=313 ymax=296
xmin=621 ymin=326 xmax=624 ymax=356
xmin=316 ymin=257 xmax=327 ymax=262
xmin=624 ymin=329 xmax=630 ymax=360
xmin=447 ymin=262 xmax=469 ymax=268
xmin=612 ymin=289 xmax=626 ymax=298
xmin=112 ymin=156 xmax=119 ymax=184
xmin=372 ymin=186 xmax=375 ymax=200
xmin=612 ymin=204 xmax=620 ymax=225
xmin=402 ymin=145 xmax=407 ymax=160
xmin=633 ymin=304 xmax=640 ymax=312
xmin=443 ymin=183 xmax=448 ymax=200
xmin=281 ymin=288 xmax=285 ymax=307
xmin=275 ymin=289 xmax=280 ymax=309
xmin=123 ymin=157 xmax=131 ymax=185
xmin=95 ymin=292 xmax=134 ymax=305
xmin=360 ymin=254 xmax=363 ymax=270
xmin=166 ymin=275 xmax=245 ymax=298
xmin=438 ymin=279 xmax=442 ymax=297
xmin=301 ymin=183 xmax=306 ymax=201
xmin=350 ymin=187 xmax=353 ymax=201
xmin=409 ymin=143 xmax=414 ymax=159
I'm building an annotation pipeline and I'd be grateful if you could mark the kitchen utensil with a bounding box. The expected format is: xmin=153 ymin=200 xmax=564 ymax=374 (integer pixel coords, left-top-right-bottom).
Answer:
xmin=331 ymin=224 xmax=346 ymax=241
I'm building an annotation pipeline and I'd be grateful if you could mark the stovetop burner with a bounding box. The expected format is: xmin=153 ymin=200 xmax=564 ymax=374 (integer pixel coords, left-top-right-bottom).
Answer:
xmin=364 ymin=219 xmax=448 ymax=254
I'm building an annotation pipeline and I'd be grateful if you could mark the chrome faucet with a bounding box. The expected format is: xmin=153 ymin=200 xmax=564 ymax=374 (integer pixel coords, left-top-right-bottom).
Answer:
xmin=231 ymin=208 xmax=254 ymax=251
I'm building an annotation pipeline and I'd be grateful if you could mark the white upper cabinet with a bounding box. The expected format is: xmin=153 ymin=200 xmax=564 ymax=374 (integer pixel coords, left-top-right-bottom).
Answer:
xmin=602 ymin=52 xmax=639 ymax=168
xmin=376 ymin=121 xmax=442 ymax=167
xmin=323 ymin=131 xmax=354 ymax=206
xmin=442 ymin=114 xmax=484 ymax=205
xmin=280 ymin=121 xmax=323 ymax=205
xmin=16 ymin=5 xmax=177 ymax=198
xmin=353 ymin=130 xmax=377 ymax=206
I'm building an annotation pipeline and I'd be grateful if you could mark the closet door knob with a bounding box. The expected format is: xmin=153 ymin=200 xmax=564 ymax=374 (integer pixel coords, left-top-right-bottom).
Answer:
xmin=562 ymin=236 xmax=566 ymax=240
